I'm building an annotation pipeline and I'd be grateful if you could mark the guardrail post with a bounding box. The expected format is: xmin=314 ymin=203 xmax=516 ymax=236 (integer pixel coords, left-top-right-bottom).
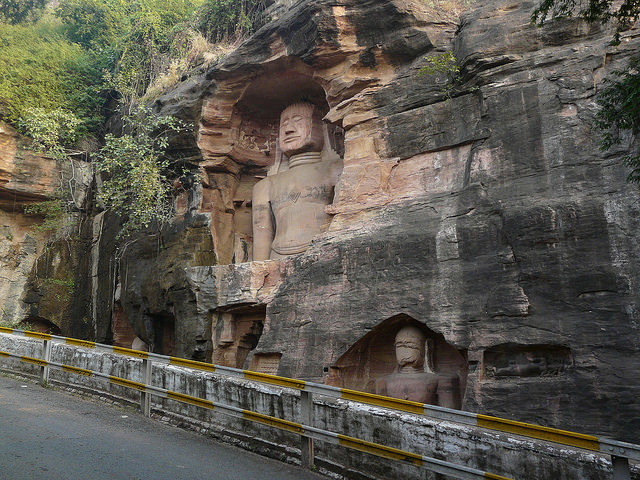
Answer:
xmin=612 ymin=455 xmax=630 ymax=480
xmin=300 ymin=390 xmax=314 ymax=469
xmin=40 ymin=340 xmax=51 ymax=386
xmin=141 ymin=358 xmax=152 ymax=417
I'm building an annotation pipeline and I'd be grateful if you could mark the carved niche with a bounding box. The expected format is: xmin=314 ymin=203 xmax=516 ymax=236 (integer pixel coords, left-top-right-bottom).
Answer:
xmin=200 ymin=71 xmax=344 ymax=265
xmin=482 ymin=344 xmax=573 ymax=379
xmin=329 ymin=314 xmax=468 ymax=408
xmin=211 ymin=308 xmax=265 ymax=369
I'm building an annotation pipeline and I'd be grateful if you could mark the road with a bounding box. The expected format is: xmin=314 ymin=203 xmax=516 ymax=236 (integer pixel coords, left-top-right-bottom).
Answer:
xmin=0 ymin=374 xmax=325 ymax=480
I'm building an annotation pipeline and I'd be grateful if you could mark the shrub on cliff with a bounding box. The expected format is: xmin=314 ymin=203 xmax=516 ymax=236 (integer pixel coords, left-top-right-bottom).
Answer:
xmin=0 ymin=21 xmax=104 ymax=135
xmin=57 ymin=0 xmax=205 ymax=105
xmin=93 ymin=106 xmax=187 ymax=237
xmin=194 ymin=0 xmax=269 ymax=43
xmin=0 ymin=0 xmax=47 ymax=25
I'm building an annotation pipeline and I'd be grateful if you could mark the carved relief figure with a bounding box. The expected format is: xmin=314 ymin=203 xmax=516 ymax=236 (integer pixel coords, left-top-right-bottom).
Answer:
xmin=252 ymin=102 xmax=341 ymax=260
xmin=375 ymin=325 xmax=461 ymax=409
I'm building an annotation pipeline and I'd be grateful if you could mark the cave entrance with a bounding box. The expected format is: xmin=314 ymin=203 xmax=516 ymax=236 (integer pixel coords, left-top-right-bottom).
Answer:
xmin=330 ymin=314 xmax=468 ymax=405
xmin=25 ymin=316 xmax=61 ymax=335
xmin=152 ymin=313 xmax=175 ymax=356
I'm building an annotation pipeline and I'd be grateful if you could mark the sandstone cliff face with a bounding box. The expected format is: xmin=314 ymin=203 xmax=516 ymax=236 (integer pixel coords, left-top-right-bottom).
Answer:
xmin=5 ymin=0 xmax=639 ymax=447
xmin=0 ymin=121 xmax=92 ymax=332
xmin=179 ymin=0 xmax=638 ymax=442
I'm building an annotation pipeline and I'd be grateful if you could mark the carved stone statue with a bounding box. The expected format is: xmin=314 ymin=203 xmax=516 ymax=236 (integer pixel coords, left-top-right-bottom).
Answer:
xmin=375 ymin=325 xmax=461 ymax=409
xmin=252 ymin=102 xmax=341 ymax=260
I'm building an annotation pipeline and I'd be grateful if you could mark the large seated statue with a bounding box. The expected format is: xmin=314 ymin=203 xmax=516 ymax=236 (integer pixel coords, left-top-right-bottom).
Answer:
xmin=375 ymin=325 xmax=461 ymax=409
xmin=252 ymin=102 xmax=341 ymax=260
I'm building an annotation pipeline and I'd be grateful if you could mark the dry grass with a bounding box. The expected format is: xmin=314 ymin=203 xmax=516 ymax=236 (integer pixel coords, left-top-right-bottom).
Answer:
xmin=141 ymin=30 xmax=238 ymax=103
xmin=421 ymin=0 xmax=476 ymax=16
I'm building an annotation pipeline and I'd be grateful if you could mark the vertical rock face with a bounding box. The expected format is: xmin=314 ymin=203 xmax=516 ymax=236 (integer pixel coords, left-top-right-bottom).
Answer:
xmin=146 ymin=0 xmax=639 ymax=442
xmin=0 ymin=121 xmax=92 ymax=334
xmin=3 ymin=0 xmax=637 ymax=445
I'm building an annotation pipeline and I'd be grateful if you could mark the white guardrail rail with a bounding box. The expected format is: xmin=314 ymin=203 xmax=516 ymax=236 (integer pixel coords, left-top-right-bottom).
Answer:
xmin=1 ymin=327 xmax=638 ymax=480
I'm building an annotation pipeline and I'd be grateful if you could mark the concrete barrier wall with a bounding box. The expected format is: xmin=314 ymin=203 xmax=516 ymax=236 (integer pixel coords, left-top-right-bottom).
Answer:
xmin=0 ymin=334 xmax=635 ymax=480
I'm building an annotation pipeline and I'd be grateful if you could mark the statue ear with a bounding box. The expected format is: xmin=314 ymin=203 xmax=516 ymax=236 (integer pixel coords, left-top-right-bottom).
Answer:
xmin=269 ymin=138 xmax=290 ymax=176
xmin=424 ymin=337 xmax=435 ymax=373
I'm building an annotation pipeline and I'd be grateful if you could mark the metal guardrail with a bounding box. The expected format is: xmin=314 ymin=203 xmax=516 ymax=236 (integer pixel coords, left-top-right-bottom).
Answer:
xmin=1 ymin=327 xmax=637 ymax=479
xmin=0 ymin=330 xmax=510 ymax=480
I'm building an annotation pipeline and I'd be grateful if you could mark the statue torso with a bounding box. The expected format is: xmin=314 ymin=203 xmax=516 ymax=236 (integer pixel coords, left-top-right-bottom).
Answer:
xmin=268 ymin=161 xmax=336 ymax=257
xmin=376 ymin=372 xmax=441 ymax=403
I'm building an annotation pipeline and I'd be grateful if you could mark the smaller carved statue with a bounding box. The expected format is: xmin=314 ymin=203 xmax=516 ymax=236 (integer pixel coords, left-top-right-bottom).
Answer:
xmin=252 ymin=102 xmax=341 ymax=260
xmin=375 ymin=325 xmax=461 ymax=409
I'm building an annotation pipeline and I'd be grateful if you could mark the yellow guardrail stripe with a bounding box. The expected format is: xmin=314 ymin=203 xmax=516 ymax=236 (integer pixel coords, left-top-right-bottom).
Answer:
xmin=24 ymin=331 xmax=52 ymax=341
xmin=109 ymin=376 xmax=146 ymax=392
xmin=0 ymin=350 xmax=9 ymax=357
xmin=242 ymin=409 xmax=304 ymax=434
xmin=243 ymin=370 xmax=306 ymax=390
xmin=66 ymin=338 xmax=96 ymax=349
xmin=337 ymin=434 xmax=423 ymax=466
xmin=62 ymin=365 xmax=93 ymax=377
xmin=477 ymin=415 xmax=600 ymax=451
xmin=485 ymin=473 xmax=513 ymax=480
xmin=112 ymin=346 xmax=149 ymax=359
xmin=0 ymin=325 xmax=628 ymax=460
xmin=21 ymin=355 xmax=47 ymax=367
xmin=170 ymin=357 xmax=216 ymax=372
xmin=167 ymin=391 xmax=215 ymax=409
xmin=341 ymin=388 xmax=424 ymax=415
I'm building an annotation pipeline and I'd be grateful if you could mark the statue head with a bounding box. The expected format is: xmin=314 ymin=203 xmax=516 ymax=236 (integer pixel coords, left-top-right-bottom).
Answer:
xmin=394 ymin=325 xmax=427 ymax=370
xmin=279 ymin=102 xmax=324 ymax=157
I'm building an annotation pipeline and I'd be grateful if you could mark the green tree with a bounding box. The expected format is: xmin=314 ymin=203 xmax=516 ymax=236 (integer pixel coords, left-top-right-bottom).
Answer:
xmin=595 ymin=58 xmax=640 ymax=185
xmin=56 ymin=0 xmax=205 ymax=107
xmin=0 ymin=21 xmax=104 ymax=134
xmin=0 ymin=0 xmax=47 ymax=25
xmin=195 ymin=0 xmax=268 ymax=43
xmin=93 ymin=106 xmax=186 ymax=237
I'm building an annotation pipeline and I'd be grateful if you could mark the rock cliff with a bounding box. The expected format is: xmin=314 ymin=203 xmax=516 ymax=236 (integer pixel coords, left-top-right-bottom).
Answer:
xmin=3 ymin=0 xmax=639 ymax=445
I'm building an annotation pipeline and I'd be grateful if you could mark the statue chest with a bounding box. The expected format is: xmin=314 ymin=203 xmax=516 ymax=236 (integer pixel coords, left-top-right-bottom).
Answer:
xmin=382 ymin=375 xmax=439 ymax=403
xmin=269 ymin=167 xmax=334 ymax=209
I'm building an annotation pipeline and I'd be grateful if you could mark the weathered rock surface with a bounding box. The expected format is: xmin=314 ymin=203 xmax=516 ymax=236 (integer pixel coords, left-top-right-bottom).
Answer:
xmin=156 ymin=0 xmax=640 ymax=443
xmin=0 ymin=122 xmax=92 ymax=330
xmin=3 ymin=0 xmax=638 ymax=454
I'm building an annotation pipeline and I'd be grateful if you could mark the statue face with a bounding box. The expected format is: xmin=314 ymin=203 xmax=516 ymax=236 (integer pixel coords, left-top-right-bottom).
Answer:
xmin=279 ymin=102 xmax=324 ymax=156
xmin=395 ymin=326 xmax=426 ymax=369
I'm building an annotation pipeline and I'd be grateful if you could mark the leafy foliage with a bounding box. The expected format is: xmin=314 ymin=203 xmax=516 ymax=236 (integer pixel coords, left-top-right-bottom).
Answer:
xmin=195 ymin=0 xmax=268 ymax=43
xmin=2 ymin=0 xmax=269 ymax=239
xmin=595 ymin=57 xmax=640 ymax=185
xmin=93 ymin=106 xmax=186 ymax=236
xmin=418 ymin=52 xmax=463 ymax=100
xmin=532 ymin=0 xmax=640 ymax=44
xmin=24 ymin=198 xmax=69 ymax=233
xmin=57 ymin=0 xmax=205 ymax=106
xmin=19 ymin=108 xmax=81 ymax=160
xmin=20 ymin=108 xmax=83 ymax=234
xmin=0 ymin=0 xmax=47 ymax=25
xmin=0 ymin=21 xmax=104 ymax=132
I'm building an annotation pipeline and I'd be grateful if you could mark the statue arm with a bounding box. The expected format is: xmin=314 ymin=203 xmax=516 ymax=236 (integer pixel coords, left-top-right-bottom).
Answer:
xmin=252 ymin=179 xmax=274 ymax=261
xmin=437 ymin=376 xmax=461 ymax=410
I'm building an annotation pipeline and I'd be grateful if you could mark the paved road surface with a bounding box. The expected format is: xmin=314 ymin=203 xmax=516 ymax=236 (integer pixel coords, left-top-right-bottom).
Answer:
xmin=0 ymin=375 xmax=325 ymax=480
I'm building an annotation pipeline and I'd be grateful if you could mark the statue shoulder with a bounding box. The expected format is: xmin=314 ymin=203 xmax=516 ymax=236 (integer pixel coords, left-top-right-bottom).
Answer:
xmin=253 ymin=176 xmax=270 ymax=196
